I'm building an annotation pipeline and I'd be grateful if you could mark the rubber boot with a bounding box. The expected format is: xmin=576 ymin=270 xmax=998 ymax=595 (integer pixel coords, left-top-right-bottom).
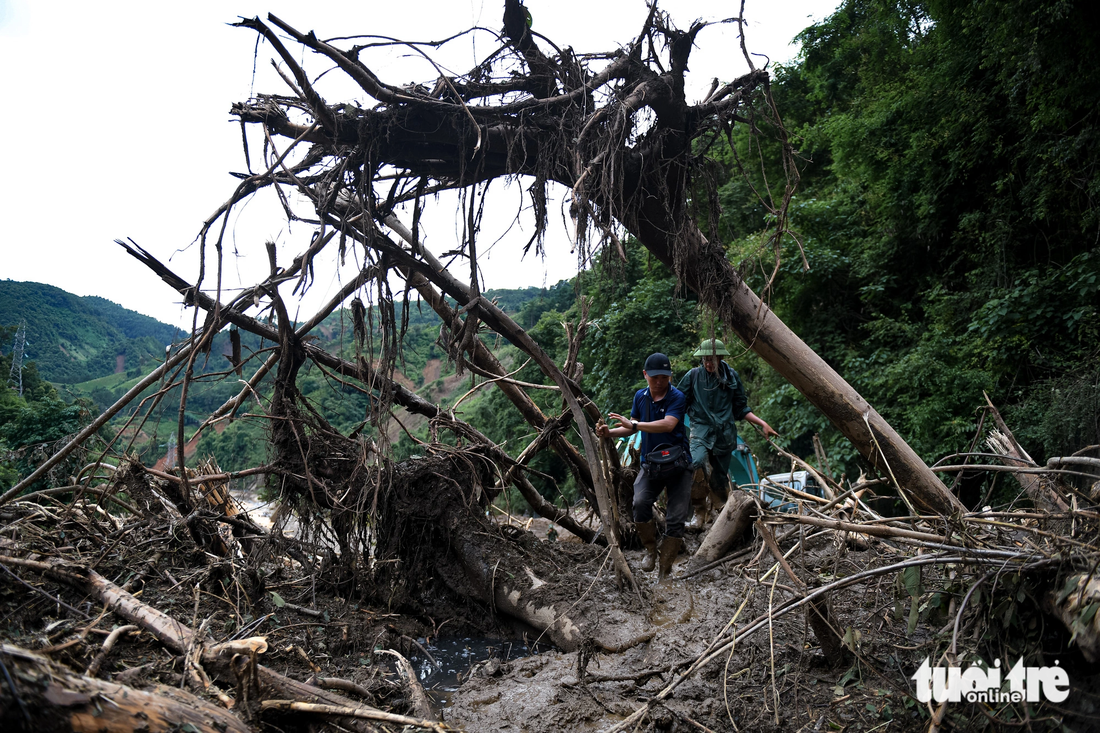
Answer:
xmin=635 ymin=521 xmax=658 ymax=572
xmin=658 ymin=535 xmax=683 ymax=583
xmin=688 ymin=466 xmax=710 ymax=529
xmin=709 ymin=473 xmax=731 ymax=514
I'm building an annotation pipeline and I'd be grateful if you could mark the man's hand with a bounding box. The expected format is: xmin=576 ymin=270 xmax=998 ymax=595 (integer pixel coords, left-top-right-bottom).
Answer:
xmin=745 ymin=411 xmax=779 ymax=440
xmin=597 ymin=412 xmax=633 ymax=438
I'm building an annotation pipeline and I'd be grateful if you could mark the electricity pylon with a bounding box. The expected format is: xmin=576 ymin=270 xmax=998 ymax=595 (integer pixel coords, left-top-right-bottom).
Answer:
xmin=7 ymin=320 xmax=26 ymax=396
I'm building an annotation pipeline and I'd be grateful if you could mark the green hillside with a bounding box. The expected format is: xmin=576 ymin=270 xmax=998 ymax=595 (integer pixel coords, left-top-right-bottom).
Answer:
xmin=0 ymin=280 xmax=556 ymax=389
xmin=0 ymin=281 xmax=184 ymax=384
xmin=188 ymin=286 xmax=567 ymax=472
xmin=1 ymin=279 xmax=565 ymax=479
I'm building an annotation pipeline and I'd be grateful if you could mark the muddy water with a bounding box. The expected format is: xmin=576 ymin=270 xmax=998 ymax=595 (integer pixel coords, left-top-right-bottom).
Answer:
xmin=229 ymin=484 xmax=304 ymax=536
xmin=412 ymin=637 xmax=544 ymax=705
xmin=229 ymin=483 xmax=542 ymax=703
xmin=229 ymin=485 xmax=544 ymax=708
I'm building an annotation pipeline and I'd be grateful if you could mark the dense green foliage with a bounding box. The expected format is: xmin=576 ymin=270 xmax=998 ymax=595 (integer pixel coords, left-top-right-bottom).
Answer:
xmin=0 ymin=332 xmax=94 ymax=492
xmin=708 ymin=0 xmax=1100 ymax=477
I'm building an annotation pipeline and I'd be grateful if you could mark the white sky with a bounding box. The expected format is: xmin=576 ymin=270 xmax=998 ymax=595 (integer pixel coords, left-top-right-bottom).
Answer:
xmin=0 ymin=0 xmax=838 ymax=328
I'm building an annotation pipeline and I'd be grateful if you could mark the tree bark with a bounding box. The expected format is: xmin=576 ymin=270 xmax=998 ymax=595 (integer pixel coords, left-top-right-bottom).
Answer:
xmin=1 ymin=644 xmax=251 ymax=733
xmin=694 ymin=491 xmax=756 ymax=562
xmin=621 ymin=205 xmax=965 ymax=517
xmin=983 ymin=394 xmax=1069 ymax=512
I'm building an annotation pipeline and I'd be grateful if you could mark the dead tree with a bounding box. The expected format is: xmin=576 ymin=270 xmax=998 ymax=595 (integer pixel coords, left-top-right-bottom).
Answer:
xmin=213 ymin=3 xmax=961 ymax=516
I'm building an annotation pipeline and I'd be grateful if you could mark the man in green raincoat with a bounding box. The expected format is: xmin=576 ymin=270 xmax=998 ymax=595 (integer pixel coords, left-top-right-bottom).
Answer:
xmin=678 ymin=339 xmax=778 ymax=527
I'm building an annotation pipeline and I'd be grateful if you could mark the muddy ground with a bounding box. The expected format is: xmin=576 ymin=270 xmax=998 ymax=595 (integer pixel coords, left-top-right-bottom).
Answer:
xmin=447 ymin=527 xmax=920 ymax=732
xmin=2 ymin=460 xmax=1100 ymax=733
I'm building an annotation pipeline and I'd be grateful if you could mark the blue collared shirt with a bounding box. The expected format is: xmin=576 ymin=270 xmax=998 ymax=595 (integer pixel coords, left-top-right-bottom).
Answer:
xmin=630 ymin=386 xmax=689 ymax=462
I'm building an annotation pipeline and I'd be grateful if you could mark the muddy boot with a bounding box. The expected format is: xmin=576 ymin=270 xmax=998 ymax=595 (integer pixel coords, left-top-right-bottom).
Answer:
xmin=709 ymin=474 xmax=731 ymax=514
xmin=688 ymin=467 xmax=710 ymax=529
xmin=710 ymin=470 xmax=731 ymax=503
xmin=635 ymin=521 xmax=658 ymax=572
xmin=658 ymin=535 xmax=683 ymax=583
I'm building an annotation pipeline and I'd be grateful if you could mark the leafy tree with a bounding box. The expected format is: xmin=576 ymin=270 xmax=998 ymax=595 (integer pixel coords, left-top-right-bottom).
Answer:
xmin=576 ymin=242 xmax=701 ymax=414
xmin=0 ymin=386 xmax=93 ymax=492
xmin=718 ymin=0 xmax=1100 ymax=479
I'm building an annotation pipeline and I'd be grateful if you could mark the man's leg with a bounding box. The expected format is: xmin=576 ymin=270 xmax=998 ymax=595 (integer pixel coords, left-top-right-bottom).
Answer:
xmin=708 ymin=452 xmax=733 ymax=505
xmin=688 ymin=442 xmax=712 ymax=528
xmin=632 ymin=470 xmax=660 ymax=571
xmin=659 ymin=469 xmax=693 ymax=581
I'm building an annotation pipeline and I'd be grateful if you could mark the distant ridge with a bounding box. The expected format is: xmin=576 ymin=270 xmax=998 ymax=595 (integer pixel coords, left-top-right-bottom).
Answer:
xmin=0 ymin=280 xmax=568 ymax=387
xmin=0 ymin=280 xmax=183 ymax=384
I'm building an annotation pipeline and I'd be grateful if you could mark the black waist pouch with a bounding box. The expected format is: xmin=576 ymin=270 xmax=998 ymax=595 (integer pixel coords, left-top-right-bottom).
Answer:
xmin=645 ymin=443 xmax=689 ymax=479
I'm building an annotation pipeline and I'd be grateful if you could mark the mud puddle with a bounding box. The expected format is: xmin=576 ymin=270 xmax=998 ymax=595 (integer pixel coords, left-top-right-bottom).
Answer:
xmin=411 ymin=637 xmax=547 ymax=705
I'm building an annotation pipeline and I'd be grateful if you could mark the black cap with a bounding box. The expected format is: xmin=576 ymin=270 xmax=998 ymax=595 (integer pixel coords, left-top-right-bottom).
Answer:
xmin=644 ymin=352 xmax=672 ymax=377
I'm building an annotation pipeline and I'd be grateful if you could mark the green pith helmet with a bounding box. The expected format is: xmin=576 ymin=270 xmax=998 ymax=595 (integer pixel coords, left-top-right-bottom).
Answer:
xmin=693 ymin=338 xmax=730 ymax=357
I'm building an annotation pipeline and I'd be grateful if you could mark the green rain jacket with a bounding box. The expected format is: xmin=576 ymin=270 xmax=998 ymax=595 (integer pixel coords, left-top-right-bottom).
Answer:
xmin=677 ymin=361 xmax=751 ymax=454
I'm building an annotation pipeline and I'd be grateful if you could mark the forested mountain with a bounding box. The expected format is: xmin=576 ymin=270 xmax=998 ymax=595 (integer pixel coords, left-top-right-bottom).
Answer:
xmin=703 ymin=0 xmax=1100 ymax=474
xmin=0 ymin=281 xmax=184 ymax=384
xmin=0 ymin=281 xmax=557 ymax=390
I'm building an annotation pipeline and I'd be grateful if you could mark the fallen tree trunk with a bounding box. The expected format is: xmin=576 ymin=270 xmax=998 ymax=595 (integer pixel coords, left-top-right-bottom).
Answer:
xmin=617 ymin=203 xmax=965 ymax=518
xmin=369 ymin=453 xmax=656 ymax=652
xmin=0 ymin=644 xmax=251 ymax=733
xmin=693 ymin=491 xmax=756 ymax=562
xmin=987 ymin=430 xmax=1069 ymax=512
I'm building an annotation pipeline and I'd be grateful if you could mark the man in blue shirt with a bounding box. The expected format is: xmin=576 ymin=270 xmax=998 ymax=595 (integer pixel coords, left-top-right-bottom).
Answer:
xmin=597 ymin=352 xmax=692 ymax=581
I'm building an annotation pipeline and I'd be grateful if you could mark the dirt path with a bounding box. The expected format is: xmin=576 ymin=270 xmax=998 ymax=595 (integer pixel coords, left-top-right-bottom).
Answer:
xmin=445 ymin=531 xmax=902 ymax=732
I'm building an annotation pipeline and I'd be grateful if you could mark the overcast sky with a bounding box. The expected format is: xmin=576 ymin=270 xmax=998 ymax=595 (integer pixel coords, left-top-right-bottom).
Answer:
xmin=0 ymin=0 xmax=839 ymax=328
